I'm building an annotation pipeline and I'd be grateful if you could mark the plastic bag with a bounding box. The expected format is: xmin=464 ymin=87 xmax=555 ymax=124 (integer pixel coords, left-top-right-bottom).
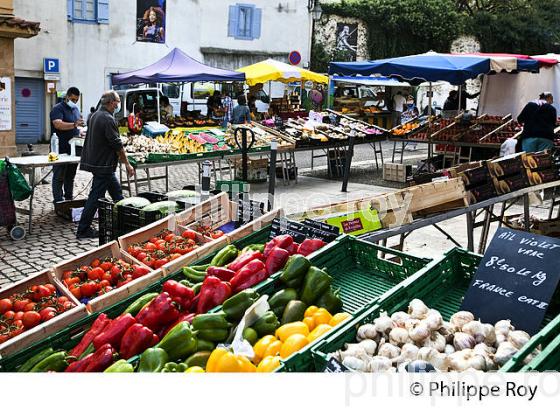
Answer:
xmin=7 ymin=162 xmax=31 ymax=201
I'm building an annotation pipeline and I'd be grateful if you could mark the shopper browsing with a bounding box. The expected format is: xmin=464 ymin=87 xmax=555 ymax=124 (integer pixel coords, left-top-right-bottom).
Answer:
xmin=76 ymin=91 xmax=135 ymax=239
xmin=50 ymin=87 xmax=84 ymax=204
xmin=392 ymin=91 xmax=406 ymax=126
xmin=517 ymin=92 xmax=557 ymax=152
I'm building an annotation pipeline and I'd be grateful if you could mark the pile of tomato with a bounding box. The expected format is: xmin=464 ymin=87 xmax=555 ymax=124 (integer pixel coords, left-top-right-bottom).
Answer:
xmin=61 ymin=257 xmax=151 ymax=301
xmin=194 ymin=224 xmax=225 ymax=239
xmin=0 ymin=283 xmax=76 ymax=344
xmin=126 ymin=229 xmax=200 ymax=269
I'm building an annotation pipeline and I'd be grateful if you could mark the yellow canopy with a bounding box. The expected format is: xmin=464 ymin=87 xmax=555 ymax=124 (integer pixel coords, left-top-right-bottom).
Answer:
xmin=237 ymin=59 xmax=328 ymax=86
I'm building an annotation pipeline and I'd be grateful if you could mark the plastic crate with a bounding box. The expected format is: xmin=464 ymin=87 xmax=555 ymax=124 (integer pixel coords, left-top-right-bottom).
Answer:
xmin=311 ymin=247 xmax=560 ymax=372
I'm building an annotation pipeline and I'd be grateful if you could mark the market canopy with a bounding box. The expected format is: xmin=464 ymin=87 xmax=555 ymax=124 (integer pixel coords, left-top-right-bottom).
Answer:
xmin=112 ymin=47 xmax=245 ymax=85
xmin=237 ymin=59 xmax=328 ymax=86
xmin=329 ymin=52 xmax=540 ymax=85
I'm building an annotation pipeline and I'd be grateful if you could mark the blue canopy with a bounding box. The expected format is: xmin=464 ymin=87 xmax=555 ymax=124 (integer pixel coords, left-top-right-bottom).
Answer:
xmin=329 ymin=52 xmax=540 ymax=85
xmin=112 ymin=48 xmax=245 ymax=85
xmin=331 ymin=75 xmax=408 ymax=86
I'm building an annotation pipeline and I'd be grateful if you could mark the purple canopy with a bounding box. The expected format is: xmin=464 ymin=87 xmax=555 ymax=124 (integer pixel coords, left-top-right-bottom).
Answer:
xmin=112 ymin=48 xmax=245 ymax=85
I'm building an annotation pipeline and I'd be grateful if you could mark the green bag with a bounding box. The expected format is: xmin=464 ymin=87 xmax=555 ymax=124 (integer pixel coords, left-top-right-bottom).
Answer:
xmin=7 ymin=162 xmax=31 ymax=201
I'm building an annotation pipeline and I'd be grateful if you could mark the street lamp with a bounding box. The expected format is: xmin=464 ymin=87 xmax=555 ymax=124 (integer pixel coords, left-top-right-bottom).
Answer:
xmin=311 ymin=2 xmax=322 ymax=21
xmin=307 ymin=1 xmax=323 ymax=68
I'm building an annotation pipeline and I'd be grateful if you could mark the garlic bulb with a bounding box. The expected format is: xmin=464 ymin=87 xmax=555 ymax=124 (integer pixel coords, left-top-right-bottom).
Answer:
xmin=453 ymin=332 xmax=476 ymax=350
xmin=462 ymin=320 xmax=488 ymax=344
xmin=373 ymin=312 xmax=394 ymax=334
xmin=404 ymin=318 xmax=421 ymax=330
xmin=356 ymin=324 xmax=377 ymax=341
xmin=494 ymin=342 xmax=518 ymax=366
xmin=496 ymin=334 xmax=507 ymax=345
xmin=494 ymin=320 xmax=513 ymax=337
xmin=417 ymin=346 xmax=439 ymax=362
xmin=377 ymin=343 xmax=401 ymax=359
xmin=408 ymin=299 xmax=429 ymax=319
xmin=448 ymin=350 xmax=486 ymax=371
xmin=358 ymin=339 xmax=378 ymax=356
xmin=339 ymin=344 xmax=367 ymax=361
xmin=394 ymin=343 xmax=419 ymax=364
xmin=422 ymin=332 xmax=446 ymax=353
xmin=389 ymin=327 xmax=409 ymax=346
xmin=444 ymin=344 xmax=456 ymax=355
xmin=484 ymin=324 xmax=496 ymax=346
xmin=367 ymin=356 xmax=393 ymax=372
xmin=429 ymin=352 xmax=451 ymax=371
xmin=342 ymin=356 xmax=367 ymax=371
xmin=438 ymin=322 xmax=455 ymax=344
xmin=391 ymin=311 xmax=410 ymax=328
xmin=409 ymin=322 xmax=430 ymax=343
xmin=473 ymin=343 xmax=495 ymax=357
xmin=423 ymin=310 xmax=443 ymax=331
xmin=508 ymin=330 xmax=530 ymax=350
xmin=450 ymin=311 xmax=474 ymax=331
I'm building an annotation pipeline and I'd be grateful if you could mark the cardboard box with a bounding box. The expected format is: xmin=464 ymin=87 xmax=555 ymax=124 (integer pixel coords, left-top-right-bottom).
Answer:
xmin=526 ymin=168 xmax=559 ymax=186
xmin=460 ymin=163 xmax=491 ymax=189
xmin=466 ymin=182 xmax=497 ymax=204
xmin=487 ymin=153 xmax=524 ymax=179
xmin=521 ymin=151 xmax=555 ymax=170
xmin=492 ymin=173 xmax=530 ymax=195
xmin=323 ymin=208 xmax=383 ymax=236
xmin=383 ymin=163 xmax=411 ymax=182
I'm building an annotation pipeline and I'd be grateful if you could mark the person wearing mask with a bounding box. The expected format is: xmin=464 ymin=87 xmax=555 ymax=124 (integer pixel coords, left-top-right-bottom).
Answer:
xmin=160 ymin=95 xmax=174 ymax=118
xmin=517 ymin=92 xmax=557 ymax=152
xmin=392 ymin=91 xmax=406 ymax=126
xmin=76 ymin=91 xmax=135 ymax=239
xmin=232 ymin=95 xmax=251 ymax=125
xmin=50 ymin=87 xmax=84 ymax=204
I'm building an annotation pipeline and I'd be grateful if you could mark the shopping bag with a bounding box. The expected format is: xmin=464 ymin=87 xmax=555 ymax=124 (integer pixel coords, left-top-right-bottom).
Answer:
xmin=7 ymin=162 xmax=31 ymax=201
xmin=0 ymin=168 xmax=16 ymax=227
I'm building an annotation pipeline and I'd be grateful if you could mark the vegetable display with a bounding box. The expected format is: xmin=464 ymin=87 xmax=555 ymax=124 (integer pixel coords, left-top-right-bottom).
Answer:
xmin=0 ymin=283 xmax=76 ymax=344
xmin=331 ymin=299 xmax=538 ymax=373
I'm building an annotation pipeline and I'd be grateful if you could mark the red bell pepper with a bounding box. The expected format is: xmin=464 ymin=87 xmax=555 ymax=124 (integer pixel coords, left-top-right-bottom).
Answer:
xmin=196 ymin=276 xmax=232 ymax=314
xmin=162 ymin=280 xmax=195 ymax=311
xmin=263 ymin=234 xmax=294 ymax=258
xmin=227 ymin=250 xmax=264 ymax=272
xmin=231 ymin=269 xmax=268 ymax=293
xmin=84 ymin=343 xmax=116 ymax=372
xmin=297 ymin=238 xmax=326 ymax=256
xmin=265 ymin=246 xmax=290 ymax=276
xmin=69 ymin=313 xmax=111 ymax=358
xmin=135 ymin=292 xmax=181 ymax=334
xmin=120 ymin=323 xmax=158 ymax=359
xmin=287 ymin=242 xmax=299 ymax=255
xmin=65 ymin=353 xmax=94 ymax=372
xmin=92 ymin=313 xmax=136 ymax=351
xmin=206 ymin=266 xmax=236 ymax=281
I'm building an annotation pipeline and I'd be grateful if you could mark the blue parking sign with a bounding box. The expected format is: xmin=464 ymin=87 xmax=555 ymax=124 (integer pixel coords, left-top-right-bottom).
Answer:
xmin=44 ymin=58 xmax=60 ymax=74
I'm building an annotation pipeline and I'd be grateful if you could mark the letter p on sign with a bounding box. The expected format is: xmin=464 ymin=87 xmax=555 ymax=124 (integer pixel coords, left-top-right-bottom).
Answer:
xmin=43 ymin=58 xmax=60 ymax=74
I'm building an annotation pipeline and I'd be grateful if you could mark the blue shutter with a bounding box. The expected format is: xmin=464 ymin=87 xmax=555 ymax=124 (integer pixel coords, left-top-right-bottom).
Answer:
xmin=97 ymin=0 xmax=110 ymax=24
xmin=67 ymin=0 xmax=73 ymax=21
xmin=228 ymin=5 xmax=239 ymax=37
xmin=252 ymin=7 xmax=261 ymax=39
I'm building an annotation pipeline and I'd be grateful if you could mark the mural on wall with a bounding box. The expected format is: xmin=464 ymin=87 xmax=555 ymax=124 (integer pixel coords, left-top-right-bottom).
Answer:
xmin=0 ymin=78 xmax=12 ymax=132
xmin=137 ymin=0 xmax=166 ymax=43
xmin=335 ymin=23 xmax=358 ymax=60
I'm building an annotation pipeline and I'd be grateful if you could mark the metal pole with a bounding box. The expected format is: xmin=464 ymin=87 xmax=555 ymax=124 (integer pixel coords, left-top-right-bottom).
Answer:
xmin=201 ymin=160 xmax=211 ymax=202
xmin=458 ymin=85 xmax=462 ymax=112
xmin=268 ymin=139 xmax=278 ymax=210
xmin=341 ymin=130 xmax=355 ymax=192
xmin=241 ymin=128 xmax=248 ymax=182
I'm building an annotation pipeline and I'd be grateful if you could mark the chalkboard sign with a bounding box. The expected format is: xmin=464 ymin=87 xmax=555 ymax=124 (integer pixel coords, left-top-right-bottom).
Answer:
xmin=236 ymin=199 xmax=266 ymax=227
xmin=269 ymin=218 xmax=339 ymax=243
xmin=324 ymin=356 xmax=349 ymax=373
xmin=274 ymin=116 xmax=283 ymax=128
xmin=461 ymin=227 xmax=560 ymax=334
xmin=302 ymin=219 xmax=340 ymax=235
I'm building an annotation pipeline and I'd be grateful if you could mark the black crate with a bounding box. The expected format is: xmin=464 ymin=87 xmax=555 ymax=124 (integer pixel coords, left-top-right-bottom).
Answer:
xmin=98 ymin=199 xmax=116 ymax=245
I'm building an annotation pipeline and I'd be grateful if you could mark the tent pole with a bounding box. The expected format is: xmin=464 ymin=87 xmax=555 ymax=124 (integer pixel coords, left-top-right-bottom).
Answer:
xmin=157 ymin=83 xmax=161 ymax=123
xmin=458 ymin=84 xmax=462 ymax=112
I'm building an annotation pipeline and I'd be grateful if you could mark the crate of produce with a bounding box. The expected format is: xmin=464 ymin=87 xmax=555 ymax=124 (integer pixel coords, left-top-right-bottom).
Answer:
xmin=52 ymin=241 xmax=163 ymax=313
xmin=311 ymin=247 xmax=560 ymax=373
xmin=0 ymin=270 xmax=88 ymax=359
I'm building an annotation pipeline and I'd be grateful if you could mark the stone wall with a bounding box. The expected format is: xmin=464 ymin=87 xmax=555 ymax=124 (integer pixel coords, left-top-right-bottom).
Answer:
xmin=314 ymin=14 xmax=369 ymax=61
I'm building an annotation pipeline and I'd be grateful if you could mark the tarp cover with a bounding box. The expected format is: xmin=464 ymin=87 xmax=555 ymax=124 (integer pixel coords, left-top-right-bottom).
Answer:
xmin=237 ymin=59 xmax=328 ymax=86
xmin=112 ymin=48 xmax=245 ymax=85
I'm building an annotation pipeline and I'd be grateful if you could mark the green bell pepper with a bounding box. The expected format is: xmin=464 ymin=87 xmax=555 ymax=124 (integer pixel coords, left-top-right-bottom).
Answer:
xmin=29 ymin=351 xmax=69 ymax=372
xmin=123 ymin=292 xmax=158 ymax=316
xmin=221 ymin=289 xmax=259 ymax=321
xmin=300 ymin=266 xmax=333 ymax=305
xmin=185 ymin=351 xmax=212 ymax=368
xmin=279 ymin=255 xmax=311 ymax=285
xmin=195 ymin=338 xmax=215 ymax=352
xmin=183 ymin=266 xmax=206 ymax=283
xmin=156 ymin=322 xmax=198 ymax=362
xmin=192 ymin=312 xmax=232 ymax=330
xmin=252 ymin=311 xmax=280 ymax=337
xmin=316 ymin=287 xmax=343 ymax=314
xmin=241 ymin=244 xmax=265 ymax=254
xmin=104 ymin=359 xmax=134 ymax=373
xmin=196 ymin=328 xmax=230 ymax=342
xmin=210 ymin=245 xmax=238 ymax=267
xmin=138 ymin=348 xmax=169 ymax=372
xmin=268 ymin=288 xmax=298 ymax=317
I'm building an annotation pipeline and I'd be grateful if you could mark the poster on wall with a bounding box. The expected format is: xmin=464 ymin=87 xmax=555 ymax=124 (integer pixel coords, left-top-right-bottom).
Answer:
xmin=136 ymin=0 xmax=166 ymax=43
xmin=0 ymin=77 xmax=12 ymax=131
xmin=335 ymin=23 xmax=358 ymax=61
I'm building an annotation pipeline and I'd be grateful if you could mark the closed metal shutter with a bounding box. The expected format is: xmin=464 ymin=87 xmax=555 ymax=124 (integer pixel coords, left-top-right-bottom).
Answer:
xmin=15 ymin=78 xmax=45 ymax=144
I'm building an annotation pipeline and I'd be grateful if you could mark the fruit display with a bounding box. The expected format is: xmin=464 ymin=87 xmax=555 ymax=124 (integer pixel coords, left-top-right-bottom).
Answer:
xmin=414 ymin=118 xmax=453 ymax=141
xmin=155 ymin=130 xmax=231 ymax=154
xmin=190 ymin=223 xmax=225 ymax=239
xmin=223 ymin=124 xmax=292 ymax=149
xmin=0 ymin=283 xmax=76 ymax=344
xmin=391 ymin=120 xmax=422 ymax=136
xmin=60 ymin=258 xmax=152 ymax=302
xmin=330 ymin=299 xmax=535 ymax=373
xmin=162 ymin=115 xmax=219 ymax=128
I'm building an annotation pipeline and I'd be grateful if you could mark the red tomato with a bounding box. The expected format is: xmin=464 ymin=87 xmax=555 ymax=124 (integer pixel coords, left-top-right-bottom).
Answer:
xmin=0 ymin=334 xmax=9 ymax=344
xmin=91 ymin=258 xmax=101 ymax=268
xmin=181 ymin=230 xmax=196 ymax=240
xmin=136 ymin=251 xmax=147 ymax=261
xmin=100 ymin=261 xmax=113 ymax=271
xmin=156 ymin=243 xmax=168 ymax=252
xmin=99 ymin=279 xmax=111 ymax=288
xmin=57 ymin=296 xmax=69 ymax=304
xmin=62 ymin=271 xmax=74 ymax=280
xmin=80 ymin=282 xmax=99 ymax=298
xmin=169 ymin=253 xmax=182 ymax=261
xmin=39 ymin=307 xmax=57 ymax=322
xmin=64 ymin=277 xmax=81 ymax=288
xmin=44 ymin=284 xmax=57 ymax=294
xmin=3 ymin=311 xmax=15 ymax=321
xmin=88 ymin=267 xmax=104 ymax=281
xmin=22 ymin=311 xmax=41 ymax=328
xmin=142 ymin=256 xmax=155 ymax=268
xmin=153 ymin=258 xmax=169 ymax=269
xmin=149 ymin=236 xmax=159 ymax=244
xmin=144 ymin=242 xmax=157 ymax=252
xmin=62 ymin=301 xmax=75 ymax=311
xmin=9 ymin=322 xmax=24 ymax=338
xmin=211 ymin=230 xmax=224 ymax=239
xmin=110 ymin=265 xmax=122 ymax=276
xmin=79 ymin=265 xmax=92 ymax=273
xmin=131 ymin=265 xmax=150 ymax=279
xmin=0 ymin=298 xmax=12 ymax=314
xmin=33 ymin=285 xmax=52 ymax=301
xmin=13 ymin=298 xmax=31 ymax=312
xmin=164 ymin=233 xmax=176 ymax=242
xmin=14 ymin=311 xmax=24 ymax=321
xmin=23 ymin=302 xmax=37 ymax=312
xmin=69 ymin=284 xmax=82 ymax=300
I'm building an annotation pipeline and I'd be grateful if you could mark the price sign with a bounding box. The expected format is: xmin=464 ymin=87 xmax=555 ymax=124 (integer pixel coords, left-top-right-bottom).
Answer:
xmin=324 ymin=357 xmax=349 ymax=373
xmin=461 ymin=227 xmax=560 ymax=334
xmin=236 ymin=199 xmax=266 ymax=227
xmin=269 ymin=218 xmax=339 ymax=243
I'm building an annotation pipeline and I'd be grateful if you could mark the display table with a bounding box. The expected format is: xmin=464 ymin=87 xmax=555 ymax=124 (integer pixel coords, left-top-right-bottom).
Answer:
xmin=10 ymin=155 xmax=82 ymax=233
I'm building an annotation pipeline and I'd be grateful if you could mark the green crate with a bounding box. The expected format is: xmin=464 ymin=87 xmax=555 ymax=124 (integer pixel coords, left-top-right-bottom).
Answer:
xmin=311 ymin=247 xmax=560 ymax=373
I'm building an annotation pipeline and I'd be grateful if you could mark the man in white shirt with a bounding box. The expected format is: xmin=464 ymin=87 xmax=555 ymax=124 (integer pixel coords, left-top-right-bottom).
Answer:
xmin=392 ymin=91 xmax=406 ymax=127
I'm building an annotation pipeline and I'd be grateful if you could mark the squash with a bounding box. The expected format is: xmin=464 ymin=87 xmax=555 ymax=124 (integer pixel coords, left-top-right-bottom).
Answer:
xmin=115 ymin=197 xmax=151 ymax=209
xmin=141 ymin=201 xmax=180 ymax=215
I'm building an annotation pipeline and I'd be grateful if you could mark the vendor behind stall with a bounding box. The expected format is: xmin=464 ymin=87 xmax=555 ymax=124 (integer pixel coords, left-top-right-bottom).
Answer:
xmin=206 ymin=90 xmax=223 ymax=118
xmin=160 ymin=96 xmax=174 ymax=118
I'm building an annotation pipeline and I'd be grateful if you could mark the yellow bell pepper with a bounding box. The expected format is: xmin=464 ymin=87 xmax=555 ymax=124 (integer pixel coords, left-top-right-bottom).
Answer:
xmin=206 ymin=347 xmax=228 ymax=372
xmin=312 ymin=308 xmax=332 ymax=326
xmin=303 ymin=316 xmax=315 ymax=331
xmin=207 ymin=350 xmax=257 ymax=372
xmin=329 ymin=312 xmax=352 ymax=327
xmin=275 ymin=322 xmax=309 ymax=342
xmin=262 ymin=340 xmax=282 ymax=359
xmin=257 ymin=356 xmax=282 ymax=372
xmin=304 ymin=306 xmax=319 ymax=318
xmin=185 ymin=366 xmax=205 ymax=373
xmin=307 ymin=324 xmax=333 ymax=342
xmin=280 ymin=334 xmax=309 ymax=358
xmin=253 ymin=335 xmax=278 ymax=363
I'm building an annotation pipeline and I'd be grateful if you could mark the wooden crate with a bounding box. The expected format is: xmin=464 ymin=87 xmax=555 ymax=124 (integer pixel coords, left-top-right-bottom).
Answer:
xmin=406 ymin=178 xmax=468 ymax=215
xmin=226 ymin=208 xmax=284 ymax=243
xmin=0 ymin=270 xmax=89 ymax=358
xmin=52 ymin=241 xmax=163 ymax=313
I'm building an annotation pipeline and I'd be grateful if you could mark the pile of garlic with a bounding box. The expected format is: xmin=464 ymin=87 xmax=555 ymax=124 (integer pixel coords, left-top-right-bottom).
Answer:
xmin=334 ymin=299 xmax=538 ymax=372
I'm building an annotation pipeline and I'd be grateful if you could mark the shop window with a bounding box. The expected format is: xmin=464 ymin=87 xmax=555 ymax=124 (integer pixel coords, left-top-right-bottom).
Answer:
xmin=67 ymin=0 xmax=109 ymax=24
xmin=228 ymin=3 xmax=262 ymax=40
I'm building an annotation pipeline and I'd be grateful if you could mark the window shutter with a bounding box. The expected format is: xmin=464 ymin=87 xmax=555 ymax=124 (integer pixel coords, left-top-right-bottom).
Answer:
xmin=97 ymin=0 xmax=110 ymax=24
xmin=228 ymin=5 xmax=238 ymax=37
xmin=252 ymin=7 xmax=262 ymax=39
xmin=67 ymin=0 xmax=73 ymax=21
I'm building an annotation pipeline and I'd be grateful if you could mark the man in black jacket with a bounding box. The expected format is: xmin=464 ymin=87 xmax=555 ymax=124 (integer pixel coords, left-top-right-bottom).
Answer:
xmin=518 ymin=92 xmax=557 ymax=152
xmin=76 ymin=91 xmax=135 ymax=239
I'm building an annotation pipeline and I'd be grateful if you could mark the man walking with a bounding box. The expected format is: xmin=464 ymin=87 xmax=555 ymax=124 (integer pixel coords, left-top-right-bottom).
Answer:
xmin=77 ymin=91 xmax=135 ymax=239
xmin=50 ymin=87 xmax=83 ymax=203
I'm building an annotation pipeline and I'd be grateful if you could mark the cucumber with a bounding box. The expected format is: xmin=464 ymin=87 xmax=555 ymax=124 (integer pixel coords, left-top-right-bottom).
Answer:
xmin=185 ymin=351 xmax=212 ymax=369
xmin=281 ymin=300 xmax=307 ymax=325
